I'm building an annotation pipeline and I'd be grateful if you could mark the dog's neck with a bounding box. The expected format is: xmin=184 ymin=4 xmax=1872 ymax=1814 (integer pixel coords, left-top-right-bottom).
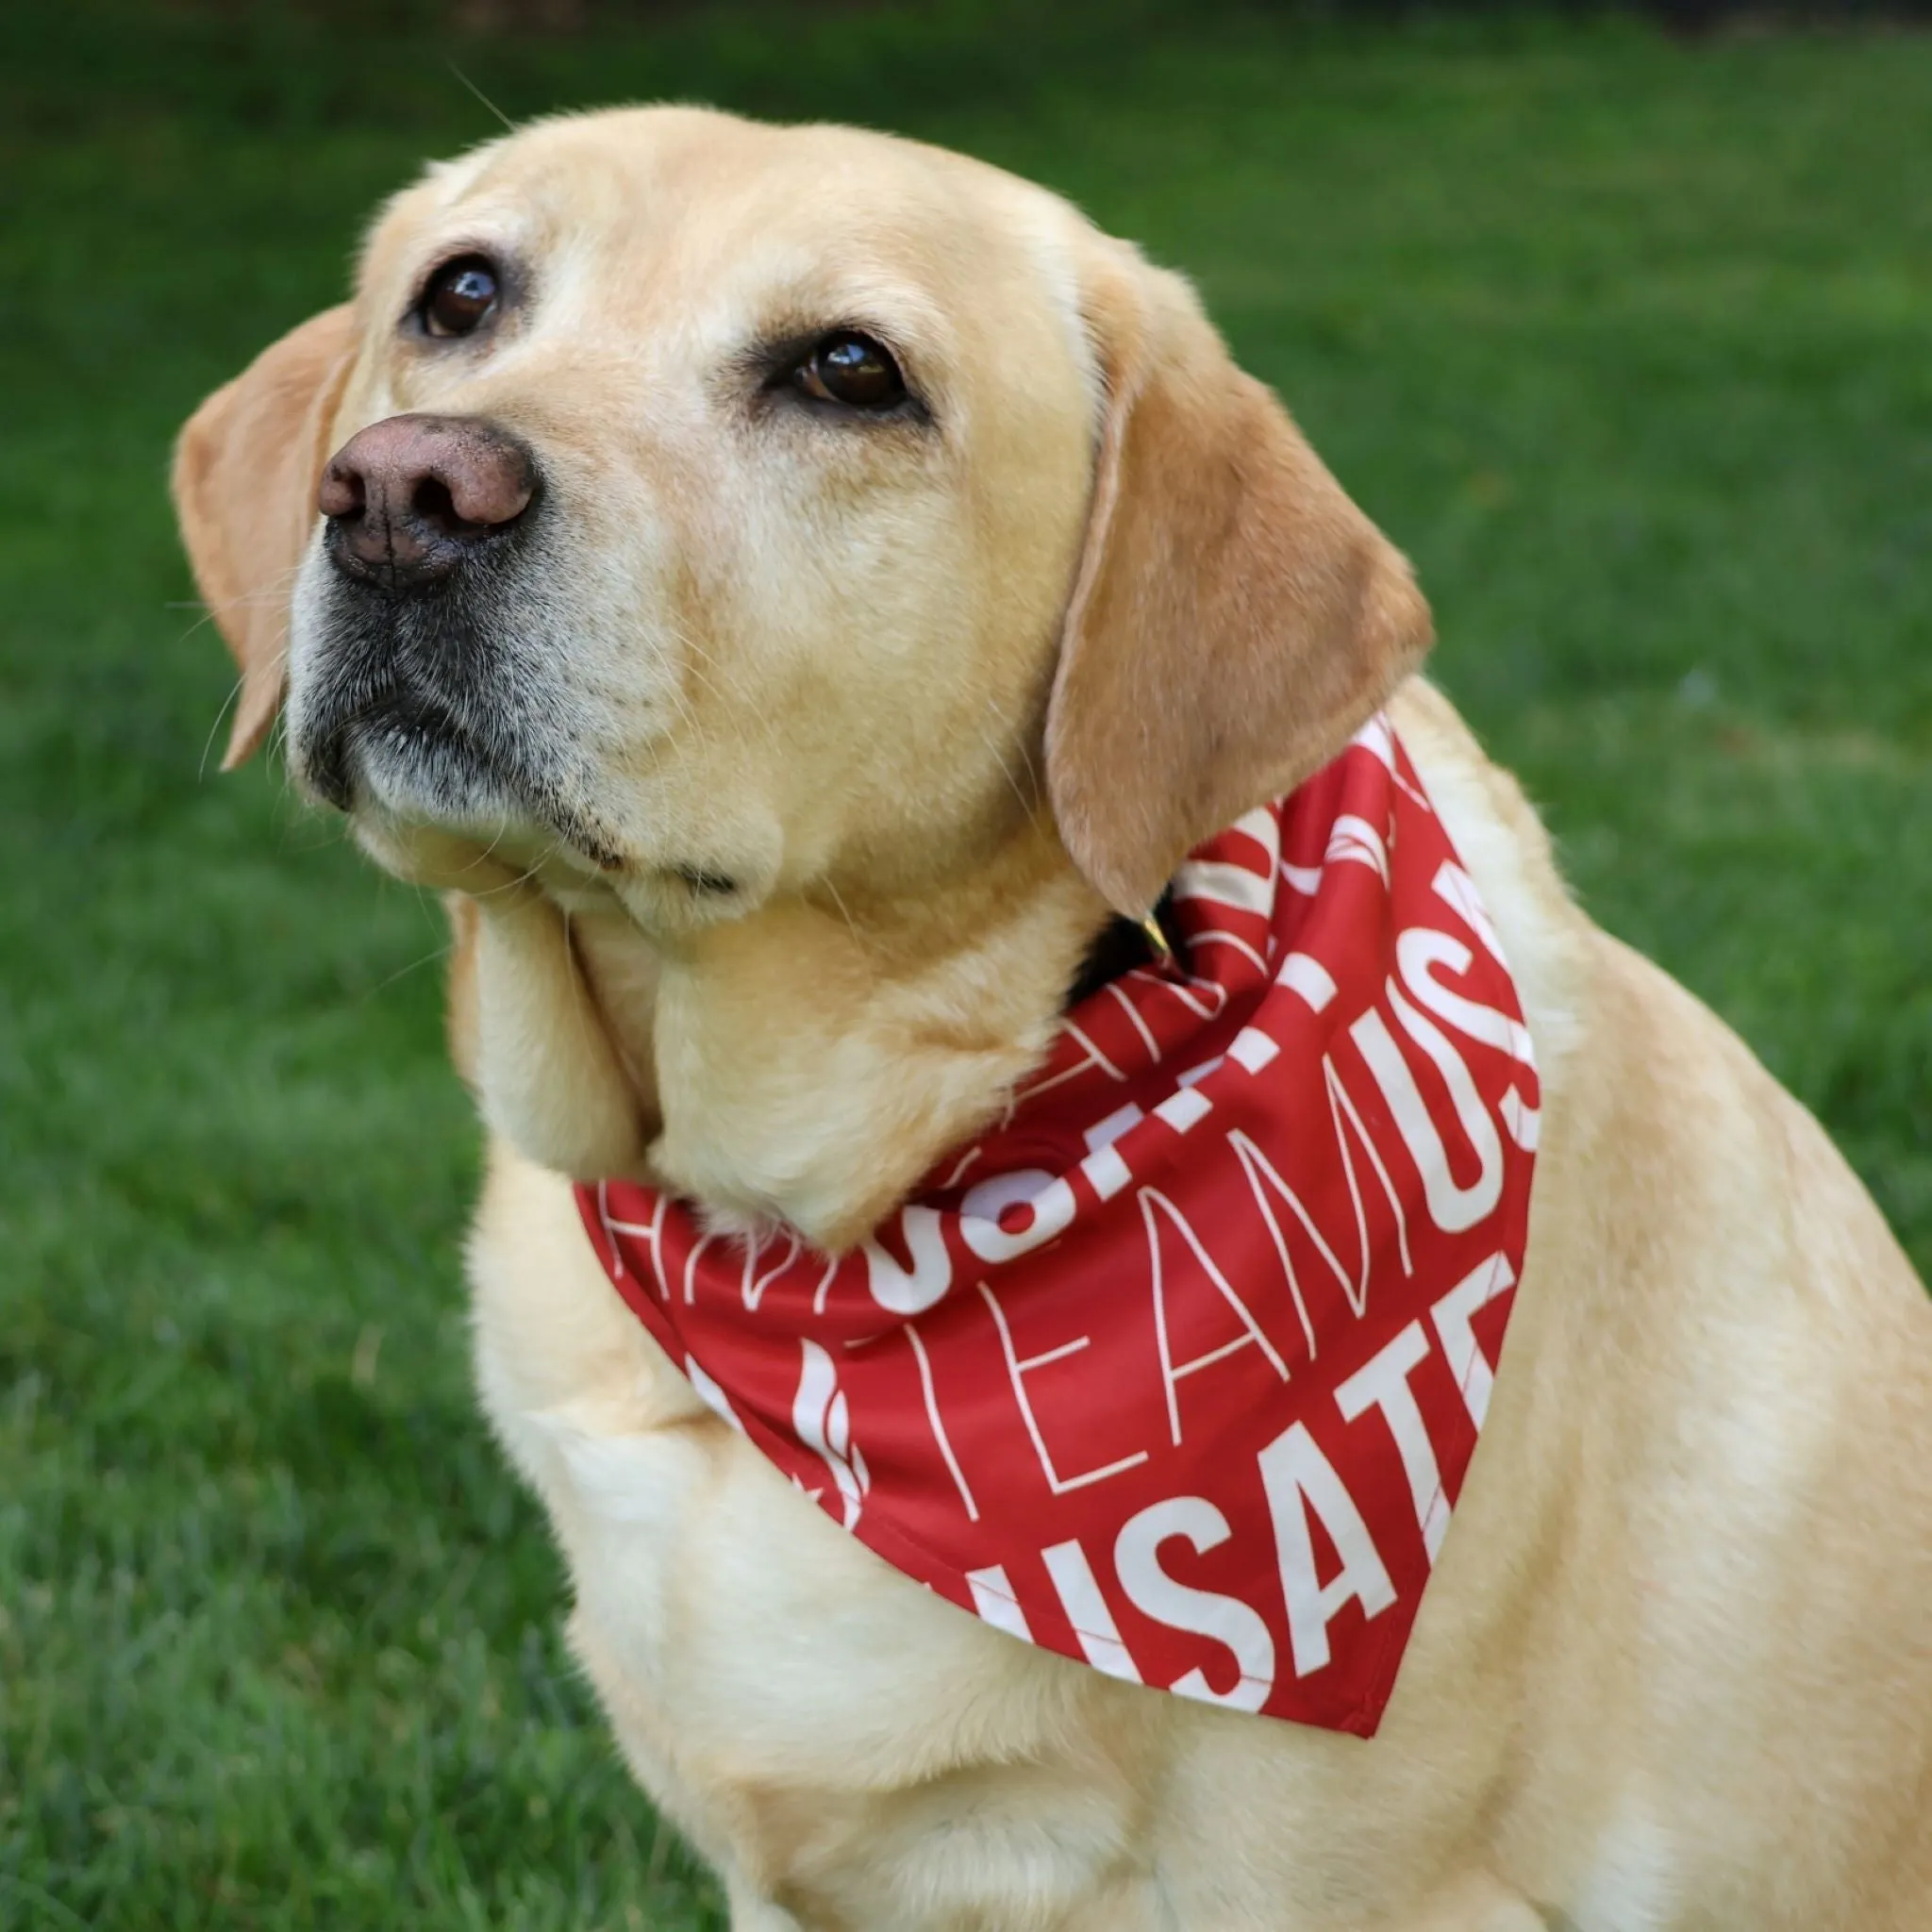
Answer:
xmin=541 ymin=815 xmax=1113 ymax=1253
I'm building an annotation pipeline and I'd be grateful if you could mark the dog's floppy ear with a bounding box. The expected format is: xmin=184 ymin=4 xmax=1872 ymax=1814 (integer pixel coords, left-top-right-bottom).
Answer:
xmin=172 ymin=306 xmax=357 ymax=770
xmin=1045 ymin=249 xmax=1433 ymax=919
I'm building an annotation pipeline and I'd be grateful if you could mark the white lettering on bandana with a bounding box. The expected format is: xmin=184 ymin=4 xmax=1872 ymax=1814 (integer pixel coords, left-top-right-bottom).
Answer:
xmin=578 ymin=717 xmax=1539 ymax=1736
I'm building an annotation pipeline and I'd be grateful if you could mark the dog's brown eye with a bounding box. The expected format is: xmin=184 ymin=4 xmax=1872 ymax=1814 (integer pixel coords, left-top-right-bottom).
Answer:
xmin=796 ymin=332 xmax=907 ymax=410
xmin=420 ymin=257 xmax=500 ymax=339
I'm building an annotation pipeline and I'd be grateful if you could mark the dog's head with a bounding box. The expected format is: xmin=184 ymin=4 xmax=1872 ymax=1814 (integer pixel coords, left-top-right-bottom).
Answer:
xmin=175 ymin=107 xmax=1431 ymax=1241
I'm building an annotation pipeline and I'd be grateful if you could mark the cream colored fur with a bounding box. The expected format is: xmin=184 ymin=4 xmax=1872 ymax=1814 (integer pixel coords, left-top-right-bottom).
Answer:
xmin=175 ymin=108 xmax=1932 ymax=1931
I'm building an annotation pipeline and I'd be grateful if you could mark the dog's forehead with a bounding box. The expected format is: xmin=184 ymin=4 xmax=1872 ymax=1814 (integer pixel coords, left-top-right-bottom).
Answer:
xmin=365 ymin=108 xmax=1093 ymax=380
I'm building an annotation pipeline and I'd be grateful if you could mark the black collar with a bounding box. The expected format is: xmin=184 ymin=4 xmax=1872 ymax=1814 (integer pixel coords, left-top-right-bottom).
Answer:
xmin=1064 ymin=885 xmax=1179 ymax=1011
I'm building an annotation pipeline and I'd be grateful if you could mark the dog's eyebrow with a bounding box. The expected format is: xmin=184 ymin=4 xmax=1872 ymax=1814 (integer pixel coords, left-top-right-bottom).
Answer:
xmin=745 ymin=271 xmax=954 ymax=362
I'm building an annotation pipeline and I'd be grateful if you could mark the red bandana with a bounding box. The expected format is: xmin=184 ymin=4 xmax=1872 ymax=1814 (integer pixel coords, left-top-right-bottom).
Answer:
xmin=578 ymin=717 xmax=1539 ymax=1736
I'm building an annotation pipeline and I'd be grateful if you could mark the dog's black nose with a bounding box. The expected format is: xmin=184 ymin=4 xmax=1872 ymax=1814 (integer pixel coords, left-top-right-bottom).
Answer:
xmin=319 ymin=413 xmax=536 ymax=590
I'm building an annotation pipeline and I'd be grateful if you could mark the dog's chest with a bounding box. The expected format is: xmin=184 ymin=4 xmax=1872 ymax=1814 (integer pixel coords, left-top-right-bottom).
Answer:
xmin=471 ymin=1170 xmax=1174 ymax=1921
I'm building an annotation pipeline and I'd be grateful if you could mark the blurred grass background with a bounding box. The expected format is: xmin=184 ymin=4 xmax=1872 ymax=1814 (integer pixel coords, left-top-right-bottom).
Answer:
xmin=3 ymin=4 xmax=1929 ymax=1925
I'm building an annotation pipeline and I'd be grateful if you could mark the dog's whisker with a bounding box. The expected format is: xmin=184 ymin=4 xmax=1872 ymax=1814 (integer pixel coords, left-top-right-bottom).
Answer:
xmin=197 ymin=673 xmax=247 ymax=782
xmin=445 ymin=58 xmax=517 ymax=135
xmin=665 ymin=628 xmax=745 ymax=733
xmin=356 ymin=939 xmax=454 ymax=1003
xmin=974 ymin=721 xmax=1036 ymax=824
xmin=671 ymin=619 xmax=790 ymax=752
xmin=818 ymin=874 xmax=862 ymax=947
xmin=989 ymin=695 xmax=1043 ymax=798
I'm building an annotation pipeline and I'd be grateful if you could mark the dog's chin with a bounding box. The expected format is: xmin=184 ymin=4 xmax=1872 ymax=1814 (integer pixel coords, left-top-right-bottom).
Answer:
xmin=289 ymin=629 xmax=623 ymax=863
xmin=288 ymin=532 xmax=634 ymax=876
xmin=297 ymin=713 xmax=614 ymax=913
xmin=334 ymin=695 xmax=532 ymax=840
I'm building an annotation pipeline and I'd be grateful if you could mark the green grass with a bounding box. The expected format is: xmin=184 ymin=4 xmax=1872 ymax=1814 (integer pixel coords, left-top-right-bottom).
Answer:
xmin=4 ymin=6 xmax=1930 ymax=1925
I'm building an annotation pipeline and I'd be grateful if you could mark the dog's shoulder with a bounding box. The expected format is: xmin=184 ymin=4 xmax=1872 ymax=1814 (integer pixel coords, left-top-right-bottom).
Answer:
xmin=1389 ymin=676 xmax=1591 ymax=1082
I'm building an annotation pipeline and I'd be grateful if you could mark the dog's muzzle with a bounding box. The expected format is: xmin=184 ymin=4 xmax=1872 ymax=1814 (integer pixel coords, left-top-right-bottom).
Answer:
xmin=291 ymin=413 xmax=553 ymax=821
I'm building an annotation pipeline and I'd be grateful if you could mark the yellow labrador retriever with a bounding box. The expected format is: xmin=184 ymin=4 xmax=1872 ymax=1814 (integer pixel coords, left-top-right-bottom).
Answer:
xmin=174 ymin=108 xmax=1932 ymax=1930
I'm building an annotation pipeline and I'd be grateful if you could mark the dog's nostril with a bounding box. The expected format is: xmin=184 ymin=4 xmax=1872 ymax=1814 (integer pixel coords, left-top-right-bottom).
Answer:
xmin=318 ymin=461 xmax=367 ymax=521
xmin=411 ymin=474 xmax=463 ymax=532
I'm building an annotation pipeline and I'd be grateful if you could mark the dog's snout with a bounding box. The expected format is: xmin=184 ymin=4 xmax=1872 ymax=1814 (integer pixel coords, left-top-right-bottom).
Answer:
xmin=320 ymin=413 xmax=537 ymax=590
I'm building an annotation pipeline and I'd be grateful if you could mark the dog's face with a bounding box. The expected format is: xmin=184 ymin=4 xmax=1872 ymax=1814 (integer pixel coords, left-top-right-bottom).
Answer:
xmin=175 ymin=107 xmax=1431 ymax=1241
xmin=286 ymin=110 xmax=1108 ymax=935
